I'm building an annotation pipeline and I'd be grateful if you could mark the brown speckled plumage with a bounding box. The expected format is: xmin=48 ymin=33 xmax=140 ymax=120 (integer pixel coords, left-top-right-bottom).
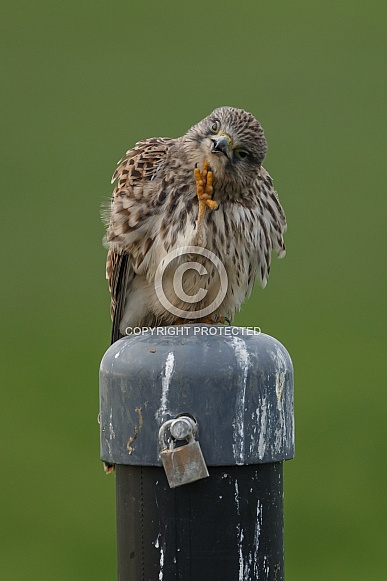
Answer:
xmin=104 ymin=107 xmax=286 ymax=343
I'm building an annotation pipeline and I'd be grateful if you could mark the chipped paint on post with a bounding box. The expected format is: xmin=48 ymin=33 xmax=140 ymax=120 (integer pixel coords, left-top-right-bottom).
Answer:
xmin=154 ymin=533 xmax=165 ymax=580
xmin=257 ymin=397 xmax=268 ymax=460
xmin=235 ymin=480 xmax=269 ymax=580
xmin=108 ymin=408 xmax=115 ymax=441
xmin=275 ymin=371 xmax=285 ymax=403
xmin=231 ymin=336 xmax=250 ymax=465
xmin=155 ymin=351 xmax=175 ymax=423
xmin=253 ymin=500 xmax=263 ymax=579
xmin=113 ymin=341 xmax=127 ymax=360
xmin=234 ymin=480 xmax=245 ymax=580
xmin=272 ymin=342 xmax=291 ymax=456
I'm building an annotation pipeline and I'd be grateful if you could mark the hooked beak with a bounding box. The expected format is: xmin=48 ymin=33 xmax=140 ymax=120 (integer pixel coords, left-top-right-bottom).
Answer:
xmin=210 ymin=133 xmax=233 ymax=157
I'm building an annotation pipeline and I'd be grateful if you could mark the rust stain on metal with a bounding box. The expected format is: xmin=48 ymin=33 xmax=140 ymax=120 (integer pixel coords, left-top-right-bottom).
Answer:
xmin=127 ymin=406 xmax=143 ymax=454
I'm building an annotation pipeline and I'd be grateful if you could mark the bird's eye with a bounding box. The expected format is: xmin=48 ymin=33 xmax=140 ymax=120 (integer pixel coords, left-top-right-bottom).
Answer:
xmin=210 ymin=120 xmax=220 ymax=134
xmin=235 ymin=149 xmax=248 ymax=160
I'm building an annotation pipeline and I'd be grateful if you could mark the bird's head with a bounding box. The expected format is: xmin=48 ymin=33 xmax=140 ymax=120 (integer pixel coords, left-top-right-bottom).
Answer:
xmin=184 ymin=106 xmax=267 ymax=195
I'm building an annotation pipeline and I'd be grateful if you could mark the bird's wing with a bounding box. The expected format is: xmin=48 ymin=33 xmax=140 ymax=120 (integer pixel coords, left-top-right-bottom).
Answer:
xmin=106 ymin=250 xmax=131 ymax=344
xmin=106 ymin=137 xmax=174 ymax=343
xmin=256 ymin=167 xmax=287 ymax=288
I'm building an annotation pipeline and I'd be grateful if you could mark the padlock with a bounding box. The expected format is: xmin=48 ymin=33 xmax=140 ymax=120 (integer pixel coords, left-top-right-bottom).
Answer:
xmin=161 ymin=438 xmax=209 ymax=488
xmin=159 ymin=417 xmax=209 ymax=488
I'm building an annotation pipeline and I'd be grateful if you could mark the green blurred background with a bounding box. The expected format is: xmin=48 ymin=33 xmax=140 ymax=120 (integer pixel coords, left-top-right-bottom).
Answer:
xmin=1 ymin=0 xmax=385 ymax=578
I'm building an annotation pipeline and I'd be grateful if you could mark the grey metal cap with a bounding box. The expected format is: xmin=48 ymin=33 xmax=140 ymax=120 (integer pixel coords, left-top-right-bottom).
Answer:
xmin=99 ymin=325 xmax=294 ymax=466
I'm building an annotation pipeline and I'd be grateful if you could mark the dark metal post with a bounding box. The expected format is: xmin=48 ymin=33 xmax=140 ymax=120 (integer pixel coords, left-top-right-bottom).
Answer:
xmin=100 ymin=325 xmax=294 ymax=580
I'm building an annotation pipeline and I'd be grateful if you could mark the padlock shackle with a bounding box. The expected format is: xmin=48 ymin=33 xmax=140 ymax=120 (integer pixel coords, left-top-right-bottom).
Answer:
xmin=158 ymin=419 xmax=174 ymax=451
xmin=159 ymin=416 xmax=196 ymax=452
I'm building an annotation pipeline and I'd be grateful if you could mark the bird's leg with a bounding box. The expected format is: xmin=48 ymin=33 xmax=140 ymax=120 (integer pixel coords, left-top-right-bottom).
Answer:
xmin=194 ymin=160 xmax=218 ymax=246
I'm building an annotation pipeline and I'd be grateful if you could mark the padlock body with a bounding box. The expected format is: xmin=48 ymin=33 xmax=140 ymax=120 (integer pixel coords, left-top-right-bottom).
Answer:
xmin=161 ymin=441 xmax=209 ymax=488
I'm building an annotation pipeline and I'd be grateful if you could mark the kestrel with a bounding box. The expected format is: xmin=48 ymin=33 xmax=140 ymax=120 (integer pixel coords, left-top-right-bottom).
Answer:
xmin=105 ymin=107 xmax=286 ymax=343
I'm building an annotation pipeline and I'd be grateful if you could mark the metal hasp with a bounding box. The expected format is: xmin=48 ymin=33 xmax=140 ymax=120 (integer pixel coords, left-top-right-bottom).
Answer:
xmin=99 ymin=325 xmax=294 ymax=581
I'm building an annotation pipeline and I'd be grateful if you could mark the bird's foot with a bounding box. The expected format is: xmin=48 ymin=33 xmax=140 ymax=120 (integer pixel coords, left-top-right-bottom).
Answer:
xmin=194 ymin=160 xmax=218 ymax=213
xmin=196 ymin=314 xmax=231 ymax=324
xmin=173 ymin=314 xmax=231 ymax=325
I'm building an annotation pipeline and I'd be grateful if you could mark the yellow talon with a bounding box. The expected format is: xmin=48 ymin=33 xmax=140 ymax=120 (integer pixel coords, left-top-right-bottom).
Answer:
xmin=205 ymin=199 xmax=218 ymax=210
xmin=194 ymin=159 xmax=218 ymax=212
xmin=194 ymin=159 xmax=218 ymax=246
